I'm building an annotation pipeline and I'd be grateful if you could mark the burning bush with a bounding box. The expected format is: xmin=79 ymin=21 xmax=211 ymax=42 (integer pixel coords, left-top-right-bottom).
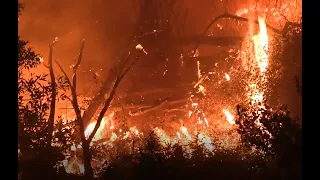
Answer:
xmin=102 ymin=132 xmax=254 ymax=180
xmin=236 ymin=104 xmax=301 ymax=162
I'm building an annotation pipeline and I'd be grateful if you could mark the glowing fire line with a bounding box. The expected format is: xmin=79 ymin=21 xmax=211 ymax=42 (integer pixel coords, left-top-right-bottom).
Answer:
xmin=64 ymin=12 xmax=276 ymax=176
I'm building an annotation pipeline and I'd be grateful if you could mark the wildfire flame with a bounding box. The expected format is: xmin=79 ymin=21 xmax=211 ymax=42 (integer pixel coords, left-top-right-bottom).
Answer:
xmin=84 ymin=113 xmax=114 ymax=141
xmin=225 ymin=73 xmax=231 ymax=81
xmin=244 ymin=15 xmax=270 ymax=106
xmin=61 ymin=4 xmax=298 ymax=175
xmin=63 ymin=16 xmax=271 ymax=175
xmin=223 ymin=109 xmax=235 ymax=125
xmin=253 ymin=16 xmax=269 ymax=74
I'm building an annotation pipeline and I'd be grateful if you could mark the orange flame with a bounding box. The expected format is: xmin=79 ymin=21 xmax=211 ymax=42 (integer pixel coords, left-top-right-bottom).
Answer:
xmin=225 ymin=73 xmax=230 ymax=81
xmin=222 ymin=109 xmax=235 ymax=125
xmin=253 ymin=16 xmax=269 ymax=73
xmin=84 ymin=113 xmax=114 ymax=141
xmin=247 ymin=15 xmax=269 ymax=105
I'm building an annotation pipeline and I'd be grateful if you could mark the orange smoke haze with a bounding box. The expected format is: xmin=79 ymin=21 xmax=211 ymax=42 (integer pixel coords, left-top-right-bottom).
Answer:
xmin=19 ymin=0 xmax=139 ymax=91
xmin=19 ymin=0 xmax=301 ymax=117
xmin=19 ymin=0 xmax=264 ymax=64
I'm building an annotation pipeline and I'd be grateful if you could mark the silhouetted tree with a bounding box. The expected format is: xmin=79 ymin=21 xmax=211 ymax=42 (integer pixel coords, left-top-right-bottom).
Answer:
xmin=55 ymin=40 xmax=146 ymax=179
xmin=18 ymin=3 xmax=74 ymax=179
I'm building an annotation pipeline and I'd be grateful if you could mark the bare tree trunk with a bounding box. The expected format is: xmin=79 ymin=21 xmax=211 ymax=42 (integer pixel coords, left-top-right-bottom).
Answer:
xmin=82 ymin=140 xmax=94 ymax=179
xmin=39 ymin=40 xmax=59 ymax=180
xmin=55 ymin=39 xmax=144 ymax=179
xmin=55 ymin=40 xmax=95 ymax=178
xmin=45 ymin=40 xmax=58 ymax=148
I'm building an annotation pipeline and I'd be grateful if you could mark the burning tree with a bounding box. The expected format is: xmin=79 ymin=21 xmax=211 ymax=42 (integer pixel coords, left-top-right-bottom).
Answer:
xmin=236 ymin=105 xmax=301 ymax=159
xmin=54 ymin=40 xmax=146 ymax=178
xmin=235 ymin=104 xmax=301 ymax=179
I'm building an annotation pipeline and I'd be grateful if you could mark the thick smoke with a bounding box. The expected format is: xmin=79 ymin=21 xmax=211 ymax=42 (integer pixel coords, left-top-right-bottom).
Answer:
xmin=19 ymin=0 xmax=301 ymax=119
xmin=19 ymin=0 xmax=139 ymax=92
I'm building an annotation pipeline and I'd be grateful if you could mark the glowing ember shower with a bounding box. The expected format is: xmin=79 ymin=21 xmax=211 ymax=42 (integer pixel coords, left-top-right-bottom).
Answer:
xmin=246 ymin=15 xmax=270 ymax=105
xmin=253 ymin=16 xmax=269 ymax=73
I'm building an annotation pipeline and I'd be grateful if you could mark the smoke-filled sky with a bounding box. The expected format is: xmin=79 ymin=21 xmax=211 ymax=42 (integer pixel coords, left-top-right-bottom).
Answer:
xmin=19 ymin=0 xmax=141 ymax=72
xmin=18 ymin=0 xmax=236 ymax=91
xmin=18 ymin=0 xmax=301 ymax=118
xmin=19 ymin=0 xmax=300 ymax=69
xmin=18 ymin=0 xmax=252 ymax=57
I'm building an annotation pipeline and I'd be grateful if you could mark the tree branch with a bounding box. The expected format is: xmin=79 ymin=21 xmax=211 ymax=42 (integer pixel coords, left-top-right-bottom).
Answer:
xmin=72 ymin=39 xmax=85 ymax=93
xmin=81 ymin=71 xmax=116 ymax=128
xmin=87 ymin=80 xmax=118 ymax=143
xmin=87 ymin=74 xmax=128 ymax=143
xmin=87 ymin=48 xmax=144 ymax=143
xmin=191 ymin=13 xmax=282 ymax=57
xmin=128 ymin=97 xmax=188 ymax=116
xmin=46 ymin=41 xmax=57 ymax=147
xmin=55 ymin=60 xmax=73 ymax=92
xmin=129 ymin=99 xmax=168 ymax=117
xmin=55 ymin=60 xmax=82 ymax=120
xmin=82 ymin=49 xmax=136 ymax=128
xmin=55 ymin=46 xmax=88 ymax=150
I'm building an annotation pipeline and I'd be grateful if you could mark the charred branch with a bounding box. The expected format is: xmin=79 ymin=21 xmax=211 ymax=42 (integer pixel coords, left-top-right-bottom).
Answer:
xmin=191 ymin=13 xmax=282 ymax=57
xmin=82 ymin=52 xmax=132 ymax=129
xmin=129 ymin=97 xmax=189 ymax=117
xmin=204 ymin=13 xmax=282 ymax=37
xmin=45 ymin=38 xmax=58 ymax=147
xmin=164 ymin=108 xmax=189 ymax=114
xmin=87 ymin=78 xmax=119 ymax=143
xmin=55 ymin=42 xmax=85 ymax=152
xmin=170 ymin=36 xmax=243 ymax=46
xmin=72 ymin=40 xmax=85 ymax=92
xmin=122 ymin=86 xmax=191 ymax=99
xmin=190 ymin=56 xmax=227 ymax=63
xmin=55 ymin=40 xmax=94 ymax=178
xmin=59 ymin=105 xmax=153 ymax=114
xmin=55 ymin=60 xmax=82 ymax=120
xmin=129 ymin=99 xmax=168 ymax=116
xmin=87 ymin=50 xmax=143 ymax=143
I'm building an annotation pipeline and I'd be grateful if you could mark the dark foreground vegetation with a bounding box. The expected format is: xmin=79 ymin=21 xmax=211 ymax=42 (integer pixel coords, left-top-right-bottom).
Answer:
xmin=100 ymin=105 xmax=301 ymax=180
xmin=18 ymin=104 xmax=302 ymax=180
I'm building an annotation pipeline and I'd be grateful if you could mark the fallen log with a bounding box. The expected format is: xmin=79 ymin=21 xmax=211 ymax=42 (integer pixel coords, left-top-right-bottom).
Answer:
xmin=128 ymin=97 xmax=189 ymax=116
xmin=144 ymin=36 xmax=243 ymax=46
xmin=58 ymin=96 xmax=190 ymax=122
xmin=172 ymin=36 xmax=243 ymax=46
